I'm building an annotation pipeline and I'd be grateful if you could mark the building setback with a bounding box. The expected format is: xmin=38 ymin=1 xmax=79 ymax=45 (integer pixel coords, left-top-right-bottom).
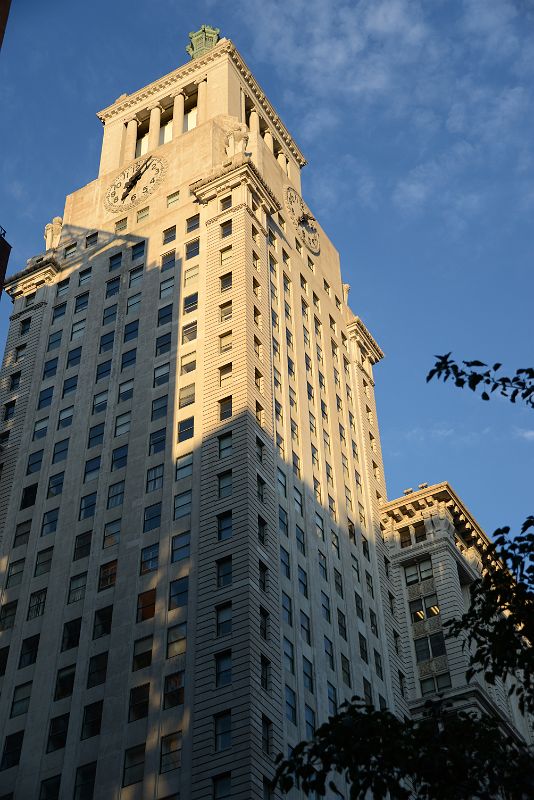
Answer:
xmin=0 ymin=26 xmax=530 ymax=800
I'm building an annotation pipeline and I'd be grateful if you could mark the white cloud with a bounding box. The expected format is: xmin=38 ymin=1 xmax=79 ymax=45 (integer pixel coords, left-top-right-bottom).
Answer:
xmin=515 ymin=428 xmax=534 ymax=442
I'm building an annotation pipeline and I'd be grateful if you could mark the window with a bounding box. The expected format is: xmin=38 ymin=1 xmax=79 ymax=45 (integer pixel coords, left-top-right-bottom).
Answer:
xmin=123 ymin=744 xmax=145 ymax=787
xmin=184 ymin=264 xmax=199 ymax=286
xmin=167 ymin=623 xmax=186 ymax=658
xmin=19 ymin=634 xmax=40 ymax=668
xmin=70 ymin=319 xmax=85 ymax=342
xmin=220 ymin=273 xmax=232 ymax=297
xmin=216 ymin=603 xmax=232 ymax=637
xmin=118 ymin=379 xmax=133 ymax=402
xmin=218 ymin=431 xmax=232 ymax=459
xmin=414 ymin=632 xmax=447 ymax=663
xmin=10 ymin=682 xmax=32 ymax=717
xmin=327 ymin=682 xmax=338 ymax=716
xmin=144 ymin=502 xmax=162 ymax=532
xmin=149 ymin=428 xmax=166 ymax=455
xmin=410 ymin=594 xmax=440 ymax=622
xmin=73 ymin=531 xmax=91 ymax=561
xmin=62 ymin=374 xmax=79 ymax=397
xmin=169 ymin=577 xmax=189 ymax=609
xmin=300 ymin=611 xmax=311 ymax=645
xmin=341 ymin=654 xmax=352 ymax=687
xmin=0 ymin=600 xmax=17 ymax=631
xmin=127 ymin=293 xmax=141 ymax=315
xmin=163 ymin=225 xmax=176 ymax=244
xmin=160 ymin=276 xmax=174 ymax=299
xmin=152 ymin=394 xmax=168 ymax=420
xmin=38 ymin=386 xmax=53 ymax=409
xmin=186 ymin=213 xmax=200 ymax=233
xmin=163 ymin=671 xmax=185 ymax=708
xmin=162 ymin=250 xmax=176 ymax=271
xmin=53 ymin=670 xmax=74 ymax=705
xmin=20 ymin=483 xmax=37 ymax=509
xmin=324 ymin=636 xmax=334 ymax=670
xmin=46 ymin=714 xmax=69 ymax=752
xmin=217 ymin=510 xmax=232 ymax=538
xmin=129 ymin=683 xmax=149 ymax=721
xmin=172 ymin=531 xmax=191 ymax=562
xmin=146 ymin=463 xmax=164 ymax=492
xmin=174 ymin=490 xmax=192 ymax=519
xmin=103 ymin=519 xmax=121 ymax=548
xmin=298 ymin=566 xmax=308 ymax=597
xmin=103 ymin=303 xmax=117 ymax=325
xmin=121 ymin=348 xmax=137 ymax=370
xmin=158 ymin=304 xmax=173 ymax=326
xmin=160 ymin=731 xmax=182 ymax=773
xmin=92 ymin=608 xmax=111 ymax=643
xmin=136 ymin=590 xmax=156 ymax=623
xmin=33 ymin=417 xmax=48 ymax=440
xmin=215 ymin=651 xmax=232 ymax=687
xmin=88 ymin=422 xmax=104 ymax=448
xmin=68 ymin=573 xmax=87 ymax=604
xmin=183 ymin=292 xmax=198 ymax=313
xmin=370 ymin=609 xmax=379 ymax=636
xmin=140 ymin=543 xmax=158 ymax=575
xmin=174 ymin=452 xmax=193 ymax=482
xmin=405 ymin=558 xmax=433 ymax=584
xmin=217 ymin=557 xmax=232 ymax=588
xmin=74 ymin=292 xmax=89 ymax=313
xmin=42 ymin=507 xmax=60 ymax=534
xmin=153 ymin=362 xmax=169 ymax=386
xmin=214 ymin=711 xmax=232 ymax=754
xmin=285 ymin=685 xmax=297 ymax=724
xmin=179 ymin=383 xmax=195 ymax=408
xmin=123 ymin=320 xmax=139 ymax=343
xmin=219 ymin=396 xmax=232 ymax=420
xmin=213 ymin=773 xmax=232 ymax=800
xmin=81 ymin=700 xmax=103 ymax=740
xmin=283 ymin=637 xmax=294 ymax=673
xmin=61 ymin=617 xmax=82 ymax=650
xmin=33 ymin=546 xmax=53 ymax=578
xmin=182 ymin=321 xmax=197 ymax=343
xmin=185 ymin=239 xmax=199 ymax=260
xmin=220 ymin=331 xmax=232 ymax=353
xmin=107 ymin=481 xmax=125 ymax=508
xmin=321 ymin=591 xmax=331 ymax=622
xmin=178 ymin=416 xmax=194 ymax=442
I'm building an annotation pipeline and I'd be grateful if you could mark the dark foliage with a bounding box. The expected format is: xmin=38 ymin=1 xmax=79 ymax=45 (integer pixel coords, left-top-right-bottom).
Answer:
xmin=274 ymin=699 xmax=534 ymax=799
xmin=426 ymin=354 xmax=534 ymax=408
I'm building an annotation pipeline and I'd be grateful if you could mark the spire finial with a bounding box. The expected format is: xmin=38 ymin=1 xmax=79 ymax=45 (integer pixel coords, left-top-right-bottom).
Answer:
xmin=186 ymin=25 xmax=220 ymax=59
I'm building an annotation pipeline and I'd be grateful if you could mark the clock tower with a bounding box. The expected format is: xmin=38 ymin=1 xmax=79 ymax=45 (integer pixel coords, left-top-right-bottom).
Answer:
xmin=2 ymin=24 xmax=527 ymax=800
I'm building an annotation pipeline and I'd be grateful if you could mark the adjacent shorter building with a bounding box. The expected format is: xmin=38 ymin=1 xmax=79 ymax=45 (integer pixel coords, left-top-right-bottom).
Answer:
xmin=0 ymin=26 xmax=530 ymax=800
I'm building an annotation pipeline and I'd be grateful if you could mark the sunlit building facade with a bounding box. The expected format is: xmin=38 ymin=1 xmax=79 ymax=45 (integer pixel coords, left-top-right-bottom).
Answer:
xmin=0 ymin=27 xmax=529 ymax=800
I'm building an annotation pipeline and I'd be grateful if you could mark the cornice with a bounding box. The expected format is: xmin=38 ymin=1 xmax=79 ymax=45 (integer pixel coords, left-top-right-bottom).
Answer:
xmin=96 ymin=39 xmax=306 ymax=167
xmin=4 ymin=254 xmax=61 ymax=298
xmin=381 ymin=481 xmax=490 ymax=550
xmin=190 ymin=155 xmax=281 ymax=214
xmin=347 ymin=316 xmax=384 ymax=364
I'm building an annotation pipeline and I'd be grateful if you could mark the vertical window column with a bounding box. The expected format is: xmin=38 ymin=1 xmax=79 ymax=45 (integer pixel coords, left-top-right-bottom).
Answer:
xmin=173 ymin=90 xmax=186 ymax=137
xmin=124 ymin=117 xmax=139 ymax=163
xmin=148 ymin=102 xmax=163 ymax=151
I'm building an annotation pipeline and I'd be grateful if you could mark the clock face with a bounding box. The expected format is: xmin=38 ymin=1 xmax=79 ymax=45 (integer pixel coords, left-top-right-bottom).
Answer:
xmin=104 ymin=156 xmax=167 ymax=213
xmin=285 ymin=186 xmax=320 ymax=254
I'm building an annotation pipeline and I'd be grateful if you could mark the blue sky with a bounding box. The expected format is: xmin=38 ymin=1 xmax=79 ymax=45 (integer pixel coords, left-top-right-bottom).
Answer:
xmin=1 ymin=0 xmax=533 ymax=534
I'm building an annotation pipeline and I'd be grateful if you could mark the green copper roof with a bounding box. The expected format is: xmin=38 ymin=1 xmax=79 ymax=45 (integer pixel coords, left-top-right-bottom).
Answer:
xmin=186 ymin=25 xmax=220 ymax=59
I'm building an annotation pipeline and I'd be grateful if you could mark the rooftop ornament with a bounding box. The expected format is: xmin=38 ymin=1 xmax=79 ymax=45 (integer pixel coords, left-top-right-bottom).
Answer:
xmin=186 ymin=25 xmax=220 ymax=59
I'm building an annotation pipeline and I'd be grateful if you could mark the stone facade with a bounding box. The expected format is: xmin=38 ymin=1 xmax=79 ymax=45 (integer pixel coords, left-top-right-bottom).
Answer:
xmin=0 ymin=30 xmax=530 ymax=800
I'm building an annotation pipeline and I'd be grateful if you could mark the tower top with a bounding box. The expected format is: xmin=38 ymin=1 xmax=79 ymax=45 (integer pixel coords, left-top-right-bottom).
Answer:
xmin=186 ymin=25 xmax=220 ymax=59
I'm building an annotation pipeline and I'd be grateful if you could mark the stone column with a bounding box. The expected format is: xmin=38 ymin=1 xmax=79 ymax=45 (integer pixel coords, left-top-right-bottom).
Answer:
xmin=240 ymin=89 xmax=246 ymax=124
xmin=148 ymin=103 xmax=162 ymax=151
xmin=249 ymin=107 xmax=260 ymax=133
xmin=44 ymin=223 xmax=53 ymax=251
xmin=264 ymin=130 xmax=274 ymax=152
xmin=173 ymin=90 xmax=185 ymax=138
xmin=124 ymin=116 xmax=138 ymax=163
xmin=196 ymin=76 xmax=207 ymax=124
xmin=277 ymin=151 xmax=287 ymax=172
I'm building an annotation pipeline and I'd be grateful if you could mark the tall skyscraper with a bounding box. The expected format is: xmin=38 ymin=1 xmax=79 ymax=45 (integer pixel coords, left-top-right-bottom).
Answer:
xmin=0 ymin=26 xmax=529 ymax=800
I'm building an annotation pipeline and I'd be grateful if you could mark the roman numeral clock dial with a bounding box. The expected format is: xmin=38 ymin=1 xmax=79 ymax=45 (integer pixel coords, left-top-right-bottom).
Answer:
xmin=285 ymin=186 xmax=320 ymax=254
xmin=104 ymin=155 xmax=167 ymax=212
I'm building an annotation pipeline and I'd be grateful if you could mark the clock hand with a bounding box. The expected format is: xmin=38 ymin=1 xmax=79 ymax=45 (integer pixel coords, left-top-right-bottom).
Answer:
xmin=121 ymin=157 xmax=153 ymax=200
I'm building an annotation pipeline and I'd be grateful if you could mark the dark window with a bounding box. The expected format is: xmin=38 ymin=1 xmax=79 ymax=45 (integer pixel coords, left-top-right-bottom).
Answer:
xmin=163 ymin=671 xmax=184 ymax=708
xmin=68 ymin=346 xmax=83 ymax=369
xmin=178 ymin=416 xmax=194 ymax=441
xmin=215 ymin=651 xmax=232 ymax=686
xmin=156 ymin=332 xmax=171 ymax=356
xmin=52 ymin=438 xmax=69 ymax=463
xmin=62 ymin=375 xmax=78 ymax=396
xmin=19 ymin=634 xmax=40 ymax=668
xmin=54 ymin=664 xmax=76 ymax=700
xmin=152 ymin=395 xmax=168 ymax=420
xmin=46 ymin=713 xmax=69 ymax=752
xmin=185 ymin=239 xmax=199 ymax=260
xmin=132 ymin=241 xmax=145 ymax=259
xmin=73 ymin=763 xmax=97 ymax=800
xmin=47 ymin=330 xmax=62 ymax=350
xmin=20 ymin=317 xmax=31 ymax=335
xmin=38 ymin=386 xmax=53 ymax=409
xmin=0 ymin=730 xmax=24 ymax=770
xmin=124 ymin=320 xmax=138 ymax=342
xmin=136 ymin=589 xmax=156 ymax=622
xmin=100 ymin=331 xmax=115 ymax=353
xmin=166 ymin=623 xmax=186 ymax=658
xmin=26 ymin=449 xmax=43 ymax=475
xmin=20 ymin=483 xmax=37 ymax=509
xmin=81 ymin=701 xmax=103 ymax=739
xmin=217 ymin=557 xmax=232 ymax=588
xmin=123 ymin=744 xmax=145 ymax=787
xmin=149 ymin=428 xmax=166 ymax=455
xmin=158 ymin=304 xmax=173 ymax=326
xmin=121 ymin=349 xmax=137 ymax=370
xmin=129 ymin=684 xmax=149 ymax=721
xmin=171 ymin=531 xmax=190 ymax=562
xmin=103 ymin=303 xmax=117 ymax=325
xmin=183 ymin=292 xmax=198 ymax=313
xmin=169 ymin=577 xmax=188 ymax=609
xmin=132 ymin=636 xmax=153 ymax=671
xmin=93 ymin=606 xmax=113 ymax=638
xmin=43 ymin=358 xmax=58 ymax=379
xmin=111 ymin=444 xmax=128 ymax=470
xmin=186 ymin=214 xmax=199 ymax=233
xmin=61 ymin=618 xmax=81 ymax=651
xmin=34 ymin=547 xmax=53 ymax=576
xmin=39 ymin=774 xmax=61 ymax=800
xmin=75 ymin=292 xmax=89 ymax=313
xmin=79 ymin=493 xmax=96 ymax=520
xmin=143 ymin=502 xmax=161 ymax=532
xmin=88 ymin=422 xmax=104 ymax=448
xmin=87 ymin=651 xmax=108 ymax=688
xmin=98 ymin=560 xmax=117 ymax=591
xmin=42 ymin=508 xmax=59 ymax=535
xmin=109 ymin=252 xmax=122 ymax=271
xmin=140 ymin=543 xmax=159 ymax=575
